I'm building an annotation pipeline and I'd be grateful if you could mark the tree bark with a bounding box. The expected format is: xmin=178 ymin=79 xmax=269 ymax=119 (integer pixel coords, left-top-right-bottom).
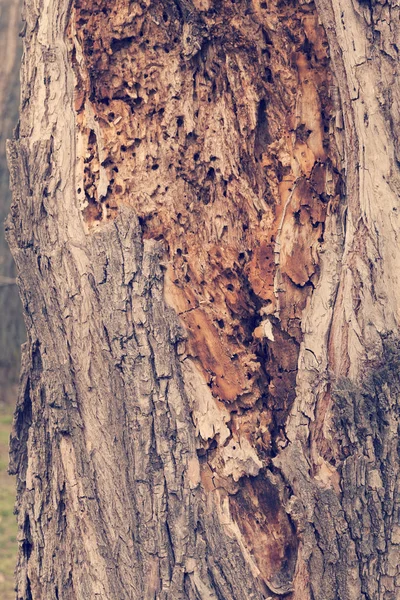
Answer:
xmin=7 ymin=0 xmax=400 ymax=598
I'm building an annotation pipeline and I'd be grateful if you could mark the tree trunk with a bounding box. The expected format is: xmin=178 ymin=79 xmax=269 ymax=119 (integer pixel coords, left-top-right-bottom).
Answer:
xmin=7 ymin=0 xmax=400 ymax=598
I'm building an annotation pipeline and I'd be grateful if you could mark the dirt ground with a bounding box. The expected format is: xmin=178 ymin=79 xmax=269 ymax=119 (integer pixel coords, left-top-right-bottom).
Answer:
xmin=0 ymin=384 xmax=17 ymax=600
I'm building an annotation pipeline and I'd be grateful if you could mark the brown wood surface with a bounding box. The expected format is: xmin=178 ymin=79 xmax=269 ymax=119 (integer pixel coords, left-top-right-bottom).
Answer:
xmin=7 ymin=0 xmax=400 ymax=598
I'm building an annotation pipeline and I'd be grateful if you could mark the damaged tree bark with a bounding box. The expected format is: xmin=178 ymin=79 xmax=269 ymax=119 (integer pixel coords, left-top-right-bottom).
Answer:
xmin=7 ymin=0 xmax=400 ymax=598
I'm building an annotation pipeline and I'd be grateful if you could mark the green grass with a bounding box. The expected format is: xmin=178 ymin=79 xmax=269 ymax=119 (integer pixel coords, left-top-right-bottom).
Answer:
xmin=0 ymin=401 xmax=17 ymax=600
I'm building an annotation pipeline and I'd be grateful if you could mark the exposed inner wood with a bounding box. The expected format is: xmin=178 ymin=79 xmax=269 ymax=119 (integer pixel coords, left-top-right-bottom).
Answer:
xmin=69 ymin=0 xmax=342 ymax=589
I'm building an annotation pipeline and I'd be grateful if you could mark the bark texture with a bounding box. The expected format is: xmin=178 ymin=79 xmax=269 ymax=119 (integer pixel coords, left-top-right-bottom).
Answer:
xmin=7 ymin=0 xmax=400 ymax=598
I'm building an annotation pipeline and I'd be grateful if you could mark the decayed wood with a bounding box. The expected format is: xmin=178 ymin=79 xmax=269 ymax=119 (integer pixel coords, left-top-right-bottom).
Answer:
xmin=7 ymin=0 xmax=400 ymax=598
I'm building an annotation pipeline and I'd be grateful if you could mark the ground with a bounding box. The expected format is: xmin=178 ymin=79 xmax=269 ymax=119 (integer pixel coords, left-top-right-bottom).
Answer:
xmin=0 ymin=394 xmax=17 ymax=600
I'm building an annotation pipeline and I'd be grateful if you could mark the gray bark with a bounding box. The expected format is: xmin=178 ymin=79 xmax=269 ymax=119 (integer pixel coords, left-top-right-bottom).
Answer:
xmin=7 ymin=0 xmax=400 ymax=598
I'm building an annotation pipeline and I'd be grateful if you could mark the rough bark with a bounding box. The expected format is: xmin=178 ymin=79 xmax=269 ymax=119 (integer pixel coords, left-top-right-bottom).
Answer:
xmin=7 ymin=0 xmax=400 ymax=598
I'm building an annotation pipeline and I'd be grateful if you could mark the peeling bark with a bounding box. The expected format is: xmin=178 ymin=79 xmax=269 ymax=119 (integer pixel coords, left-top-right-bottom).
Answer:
xmin=7 ymin=0 xmax=400 ymax=598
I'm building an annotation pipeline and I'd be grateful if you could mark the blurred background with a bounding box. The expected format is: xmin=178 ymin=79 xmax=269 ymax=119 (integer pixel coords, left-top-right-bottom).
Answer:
xmin=0 ymin=0 xmax=24 ymax=598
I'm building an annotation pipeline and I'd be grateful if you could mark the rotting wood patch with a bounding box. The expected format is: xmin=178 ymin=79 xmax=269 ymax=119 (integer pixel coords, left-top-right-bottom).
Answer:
xmin=69 ymin=0 xmax=342 ymax=591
